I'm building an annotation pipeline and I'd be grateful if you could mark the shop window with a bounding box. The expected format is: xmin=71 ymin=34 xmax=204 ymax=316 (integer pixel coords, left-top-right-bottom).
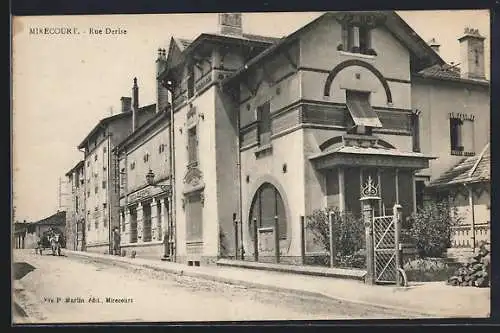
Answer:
xmin=257 ymin=101 xmax=271 ymax=146
xmin=187 ymin=126 xmax=198 ymax=164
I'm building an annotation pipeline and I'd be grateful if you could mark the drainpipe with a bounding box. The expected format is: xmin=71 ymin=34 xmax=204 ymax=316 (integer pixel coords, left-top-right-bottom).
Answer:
xmin=235 ymin=86 xmax=243 ymax=260
xmin=164 ymin=80 xmax=176 ymax=262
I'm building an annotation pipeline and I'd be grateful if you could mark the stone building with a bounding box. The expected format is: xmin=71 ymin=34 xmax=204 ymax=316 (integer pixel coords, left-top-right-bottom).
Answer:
xmin=64 ymin=160 xmax=85 ymax=251
xmin=114 ymin=108 xmax=173 ymax=260
xmin=76 ymin=79 xmax=156 ymax=253
xmin=124 ymin=11 xmax=488 ymax=265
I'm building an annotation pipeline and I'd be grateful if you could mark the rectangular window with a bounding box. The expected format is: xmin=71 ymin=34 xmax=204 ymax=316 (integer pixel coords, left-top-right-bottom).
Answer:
xmin=257 ymin=101 xmax=271 ymax=145
xmin=103 ymin=146 xmax=107 ymax=154
xmin=187 ymin=127 xmax=198 ymax=164
xmin=121 ymin=211 xmax=126 ymax=232
xmin=87 ymin=161 xmax=90 ymax=167
xmin=341 ymin=24 xmax=373 ymax=55
xmin=143 ymin=154 xmax=149 ymax=163
xmin=94 ymin=154 xmax=97 ymax=161
xmin=450 ymin=116 xmax=475 ymax=155
xmin=186 ymin=192 xmax=203 ymax=242
xmin=411 ymin=112 xmax=421 ymax=152
xmin=75 ymin=197 xmax=79 ymax=212
xmin=102 ymin=180 xmax=107 ymax=189
xmin=130 ymin=162 xmax=135 ymax=170
xmin=95 ymin=186 xmax=98 ymax=194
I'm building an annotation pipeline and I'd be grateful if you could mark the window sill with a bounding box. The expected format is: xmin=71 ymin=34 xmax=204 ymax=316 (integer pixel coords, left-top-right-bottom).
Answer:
xmin=254 ymin=144 xmax=273 ymax=158
xmin=339 ymin=51 xmax=376 ymax=60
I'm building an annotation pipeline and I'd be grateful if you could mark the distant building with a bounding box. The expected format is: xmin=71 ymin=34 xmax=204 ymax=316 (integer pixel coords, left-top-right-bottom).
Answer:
xmin=14 ymin=211 xmax=66 ymax=249
xmin=76 ymin=79 xmax=156 ymax=254
xmin=64 ymin=160 xmax=85 ymax=251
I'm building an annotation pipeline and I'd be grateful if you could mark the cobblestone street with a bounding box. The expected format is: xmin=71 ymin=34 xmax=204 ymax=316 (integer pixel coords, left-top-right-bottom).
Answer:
xmin=13 ymin=250 xmax=414 ymax=323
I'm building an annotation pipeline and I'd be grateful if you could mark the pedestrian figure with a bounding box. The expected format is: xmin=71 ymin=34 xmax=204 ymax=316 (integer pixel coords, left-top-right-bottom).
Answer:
xmin=112 ymin=227 xmax=121 ymax=255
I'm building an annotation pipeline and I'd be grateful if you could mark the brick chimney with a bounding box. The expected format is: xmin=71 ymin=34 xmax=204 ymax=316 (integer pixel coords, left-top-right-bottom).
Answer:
xmin=120 ymin=97 xmax=132 ymax=113
xmin=458 ymin=27 xmax=486 ymax=80
xmin=428 ymin=38 xmax=440 ymax=54
xmin=132 ymin=77 xmax=139 ymax=131
xmin=156 ymin=48 xmax=169 ymax=113
xmin=218 ymin=13 xmax=243 ymax=36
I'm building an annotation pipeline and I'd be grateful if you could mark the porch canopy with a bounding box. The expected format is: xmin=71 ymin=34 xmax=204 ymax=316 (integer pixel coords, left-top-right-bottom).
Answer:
xmin=309 ymin=145 xmax=434 ymax=170
xmin=308 ymin=136 xmax=436 ymax=218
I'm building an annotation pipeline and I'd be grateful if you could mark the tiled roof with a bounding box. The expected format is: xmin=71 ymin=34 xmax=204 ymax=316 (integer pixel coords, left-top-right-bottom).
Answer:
xmin=31 ymin=211 xmax=66 ymax=226
xmin=309 ymin=145 xmax=435 ymax=160
xmin=418 ymin=63 xmax=461 ymax=80
xmin=174 ymin=38 xmax=192 ymax=50
xmin=428 ymin=143 xmax=490 ymax=187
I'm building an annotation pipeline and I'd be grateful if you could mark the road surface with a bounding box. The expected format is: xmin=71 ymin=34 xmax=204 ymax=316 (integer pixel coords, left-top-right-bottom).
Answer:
xmin=13 ymin=249 xmax=410 ymax=323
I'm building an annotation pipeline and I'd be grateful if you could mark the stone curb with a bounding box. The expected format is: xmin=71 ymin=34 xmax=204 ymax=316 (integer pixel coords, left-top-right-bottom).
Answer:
xmin=66 ymin=251 xmax=440 ymax=318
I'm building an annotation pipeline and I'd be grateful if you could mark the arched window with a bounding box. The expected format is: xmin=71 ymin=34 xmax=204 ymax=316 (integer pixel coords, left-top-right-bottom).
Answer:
xmin=249 ymin=183 xmax=287 ymax=240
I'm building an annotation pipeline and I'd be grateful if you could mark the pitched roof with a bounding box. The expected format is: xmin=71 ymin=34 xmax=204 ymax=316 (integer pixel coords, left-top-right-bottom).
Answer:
xmin=161 ymin=32 xmax=278 ymax=80
xmin=415 ymin=63 xmax=489 ymax=86
xmin=222 ymin=11 xmax=446 ymax=85
xmin=114 ymin=109 xmax=170 ymax=153
xmin=77 ymin=104 xmax=156 ymax=149
xmin=31 ymin=211 xmax=66 ymax=226
xmin=65 ymin=160 xmax=84 ymax=177
xmin=428 ymin=143 xmax=490 ymax=187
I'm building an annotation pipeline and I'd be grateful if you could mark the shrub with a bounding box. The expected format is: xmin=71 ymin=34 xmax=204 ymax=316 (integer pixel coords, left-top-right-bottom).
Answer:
xmin=305 ymin=207 xmax=364 ymax=266
xmin=406 ymin=200 xmax=462 ymax=258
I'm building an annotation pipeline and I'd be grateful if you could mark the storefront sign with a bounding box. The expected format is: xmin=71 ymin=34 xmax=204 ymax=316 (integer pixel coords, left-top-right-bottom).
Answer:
xmin=128 ymin=188 xmax=151 ymax=203
xmin=449 ymin=112 xmax=475 ymax=121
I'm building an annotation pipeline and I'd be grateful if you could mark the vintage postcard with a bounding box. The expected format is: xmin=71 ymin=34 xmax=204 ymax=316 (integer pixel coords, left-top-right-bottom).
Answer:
xmin=12 ymin=10 xmax=491 ymax=324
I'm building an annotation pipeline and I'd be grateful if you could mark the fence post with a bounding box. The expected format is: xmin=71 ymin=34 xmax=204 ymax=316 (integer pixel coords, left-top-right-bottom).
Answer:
xmin=300 ymin=216 xmax=305 ymax=265
xmin=361 ymin=199 xmax=375 ymax=285
xmin=393 ymin=204 xmax=403 ymax=286
xmin=233 ymin=213 xmax=238 ymax=260
xmin=329 ymin=212 xmax=336 ymax=267
xmin=253 ymin=218 xmax=258 ymax=262
xmin=274 ymin=216 xmax=280 ymax=264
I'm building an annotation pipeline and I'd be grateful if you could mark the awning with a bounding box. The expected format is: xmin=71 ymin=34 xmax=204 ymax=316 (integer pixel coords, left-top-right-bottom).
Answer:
xmin=346 ymin=91 xmax=383 ymax=128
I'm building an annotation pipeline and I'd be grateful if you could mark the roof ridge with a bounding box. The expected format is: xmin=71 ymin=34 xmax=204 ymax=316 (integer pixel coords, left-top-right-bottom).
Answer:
xmin=468 ymin=142 xmax=490 ymax=178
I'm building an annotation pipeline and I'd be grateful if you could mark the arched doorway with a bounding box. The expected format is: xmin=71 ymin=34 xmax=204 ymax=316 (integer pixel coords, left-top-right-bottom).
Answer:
xmin=248 ymin=182 xmax=287 ymax=243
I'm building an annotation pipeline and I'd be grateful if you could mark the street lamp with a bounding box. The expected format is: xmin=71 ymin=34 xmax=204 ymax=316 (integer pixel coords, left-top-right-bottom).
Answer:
xmin=145 ymin=169 xmax=172 ymax=196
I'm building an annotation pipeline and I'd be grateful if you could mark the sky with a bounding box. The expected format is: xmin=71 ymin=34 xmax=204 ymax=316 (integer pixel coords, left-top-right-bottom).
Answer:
xmin=11 ymin=10 xmax=490 ymax=222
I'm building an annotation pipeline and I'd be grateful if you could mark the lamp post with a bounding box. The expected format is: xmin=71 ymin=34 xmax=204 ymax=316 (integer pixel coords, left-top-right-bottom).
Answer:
xmin=145 ymin=169 xmax=173 ymax=260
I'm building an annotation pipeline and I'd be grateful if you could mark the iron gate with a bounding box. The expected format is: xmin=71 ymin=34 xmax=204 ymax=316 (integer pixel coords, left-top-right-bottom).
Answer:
xmin=373 ymin=215 xmax=397 ymax=283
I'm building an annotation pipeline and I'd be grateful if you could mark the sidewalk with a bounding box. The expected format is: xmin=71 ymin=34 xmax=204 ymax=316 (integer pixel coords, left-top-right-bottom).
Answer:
xmin=64 ymin=250 xmax=490 ymax=318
